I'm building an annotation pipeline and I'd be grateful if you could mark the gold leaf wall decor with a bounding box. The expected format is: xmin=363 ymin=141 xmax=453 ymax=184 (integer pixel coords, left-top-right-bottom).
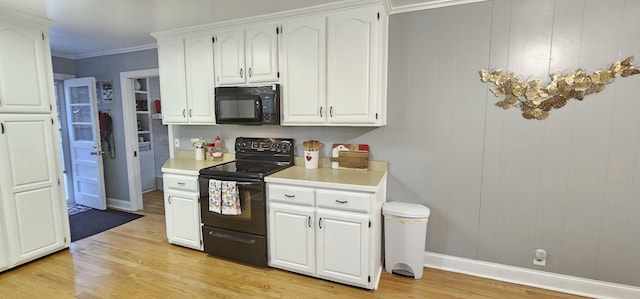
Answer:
xmin=480 ymin=56 xmax=640 ymax=120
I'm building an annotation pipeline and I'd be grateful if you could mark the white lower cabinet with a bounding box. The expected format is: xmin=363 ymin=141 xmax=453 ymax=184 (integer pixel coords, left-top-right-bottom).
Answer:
xmin=316 ymin=208 xmax=370 ymax=286
xmin=0 ymin=114 xmax=69 ymax=271
xmin=267 ymin=183 xmax=383 ymax=289
xmin=163 ymin=173 xmax=203 ymax=250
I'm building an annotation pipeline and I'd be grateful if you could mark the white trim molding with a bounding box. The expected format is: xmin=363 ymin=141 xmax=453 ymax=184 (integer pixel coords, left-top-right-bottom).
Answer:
xmin=424 ymin=251 xmax=640 ymax=299
xmin=389 ymin=0 xmax=489 ymax=14
xmin=120 ymin=68 xmax=160 ymax=212
xmin=52 ymin=44 xmax=158 ymax=60
xmin=106 ymin=197 xmax=132 ymax=211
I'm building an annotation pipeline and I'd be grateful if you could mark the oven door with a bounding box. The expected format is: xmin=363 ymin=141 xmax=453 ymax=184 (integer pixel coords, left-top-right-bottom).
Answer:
xmin=215 ymin=94 xmax=261 ymax=124
xmin=199 ymin=176 xmax=265 ymax=235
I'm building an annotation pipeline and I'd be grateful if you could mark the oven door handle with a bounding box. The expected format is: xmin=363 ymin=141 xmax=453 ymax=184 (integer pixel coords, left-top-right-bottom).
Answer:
xmin=200 ymin=176 xmax=263 ymax=183
xmin=209 ymin=231 xmax=256 ymax=245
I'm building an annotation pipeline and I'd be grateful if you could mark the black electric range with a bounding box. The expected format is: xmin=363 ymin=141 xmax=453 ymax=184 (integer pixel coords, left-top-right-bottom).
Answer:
xmin=198 ymin=137 xmax=294 ymax=267
xmin=199 ymin=137 xmax=294 ymax=179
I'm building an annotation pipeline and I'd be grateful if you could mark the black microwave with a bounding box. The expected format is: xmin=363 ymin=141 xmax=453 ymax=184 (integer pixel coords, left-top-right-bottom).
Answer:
xmin=214 ymin=84 xmax=280 ymax=125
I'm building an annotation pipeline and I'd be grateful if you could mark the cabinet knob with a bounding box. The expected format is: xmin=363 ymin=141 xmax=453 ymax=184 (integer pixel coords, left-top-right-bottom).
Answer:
xmin=307 ymin=216 xmax=311 ymax=228
xmin=182 ymin=109 xmax=186 ymax=118
xmin=335 ymin=200 xmax=348 ymax=204
xmin=319 ymin=217 xmax=323 ymax=229
xmin=189 ymin=109 xmax=192 ymax=117
xmin=249 ymin=67 xmax=253 ymax=77
xmin=178 ymin=182 xmax=185 ymax=186
xmin=330 ymin=106 xmax=333 ymax=117
xmin=284 ymin=194 xmax=295 ymax=198
xmin=319 ymin=106 xmax=323 ymax=118
xmin=240 ymin=68 xmax=244 ymax=78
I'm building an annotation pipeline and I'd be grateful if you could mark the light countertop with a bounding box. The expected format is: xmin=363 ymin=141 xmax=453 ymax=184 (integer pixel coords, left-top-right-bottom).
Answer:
xmin=162 ymin=152 xmax=388 ymax=192
xmin=265 ymin=163 xmax=387 ymax=192
xmin=161 ymin=152 xmax=235 ymax=176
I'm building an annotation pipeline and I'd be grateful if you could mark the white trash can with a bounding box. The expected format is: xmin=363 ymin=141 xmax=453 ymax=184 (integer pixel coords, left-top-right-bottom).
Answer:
xmin=382 ymin=201 xmax=430 ymax=279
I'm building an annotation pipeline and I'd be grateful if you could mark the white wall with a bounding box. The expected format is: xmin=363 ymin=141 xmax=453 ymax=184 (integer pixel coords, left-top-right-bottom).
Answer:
xmin=174 ymin=0 xmax=640 ymax=287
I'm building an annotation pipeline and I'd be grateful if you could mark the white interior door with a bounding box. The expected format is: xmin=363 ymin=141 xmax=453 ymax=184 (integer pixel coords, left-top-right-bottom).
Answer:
xmin=64 ymin=77 xmax=106 ymax=210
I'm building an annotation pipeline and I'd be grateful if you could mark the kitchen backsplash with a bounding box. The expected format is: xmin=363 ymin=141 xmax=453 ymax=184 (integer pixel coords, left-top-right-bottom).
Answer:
xmin=173 ymin=125 xmax=380 ymax=159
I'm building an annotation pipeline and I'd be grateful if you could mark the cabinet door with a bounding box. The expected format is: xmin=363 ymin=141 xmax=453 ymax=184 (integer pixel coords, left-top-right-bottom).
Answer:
xmin=245 ymin=24 xmax=279 ymax=83
xmin=164 ymin=189 xmax=202 ymax=250
xmin=0 ymin=114 xmax=67 ymax=263
xmin=280 ymin=16 xmax=326 ymax=125
xmin=268 ymin=202 xmax=315 ymax=275
xmin=316 ymin=208 xmax=370 ymax=287
xmin=326 ymin=6 xmax=381 ymax=124
xmin=0 ymin=21 xmax=52 ymax=113
xmin=0 ymin=198 xmax=10 ymax=271
xmin=157 ymin=37 xmax=188 ymax=124
xmin=214 ymin=29 xmax=245 ymax=85
xmin=184 ymin=33 xmax=216 ymax=124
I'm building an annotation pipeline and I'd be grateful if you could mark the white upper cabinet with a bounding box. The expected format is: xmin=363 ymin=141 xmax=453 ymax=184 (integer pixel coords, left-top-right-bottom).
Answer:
xmin=0 ymin=15 xmax=53 ymax=113
xmin=279 ymin=15 xmax=326 ymax=125
xmin=214 ymin=24 xmax=279 ymax=85
xmin=184 ymin=33 xmax=216 ymax=123
xmin=156 ymin=33 xmax=216 ymax=124
xmin=281 ymin=4 xmax=387 ymax=126
xmin=152 ymin=1 xmax=388 ymax=126
xmin=326 ymin=5 xmax=385 ymax=125
xmin=157 ymin=37 xmax=188 ymax=124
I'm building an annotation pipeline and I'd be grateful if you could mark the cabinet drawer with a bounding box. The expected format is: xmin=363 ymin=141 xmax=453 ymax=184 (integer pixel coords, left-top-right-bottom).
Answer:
xmin=316 ymin=189 xmax=370 ymax=213
xmin=268 ymin=184 xmax=314 ymax=206
xmin=164 ymin=174 xmax=198 ymax=192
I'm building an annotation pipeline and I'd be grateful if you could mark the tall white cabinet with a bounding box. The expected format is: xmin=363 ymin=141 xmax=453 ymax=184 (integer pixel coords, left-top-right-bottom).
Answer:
xmin=0 ymin=10 xmax=69 ymax=272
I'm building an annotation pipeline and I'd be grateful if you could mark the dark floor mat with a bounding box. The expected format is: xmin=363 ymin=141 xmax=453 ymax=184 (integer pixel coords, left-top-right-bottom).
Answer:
xmin=69 ymin=209 xmax=143 ymax=242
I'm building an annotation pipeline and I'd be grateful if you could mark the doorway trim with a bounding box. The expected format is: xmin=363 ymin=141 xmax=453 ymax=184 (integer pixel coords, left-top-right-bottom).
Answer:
xmin=120 ymin=68 xmax=159 ymax=211
xmin=53 ymin=73 xmax=76 ymax=203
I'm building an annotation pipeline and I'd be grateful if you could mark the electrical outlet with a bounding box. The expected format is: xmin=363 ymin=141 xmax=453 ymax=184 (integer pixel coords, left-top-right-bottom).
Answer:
xmin=174 ymin=138 xmax=180 ymax=147
xmin=533 ymin=248 xmax=547 ymax=266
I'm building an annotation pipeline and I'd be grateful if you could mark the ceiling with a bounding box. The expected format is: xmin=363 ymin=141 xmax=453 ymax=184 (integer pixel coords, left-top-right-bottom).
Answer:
xmin=44 ymin=0 xmax=475 ymax=59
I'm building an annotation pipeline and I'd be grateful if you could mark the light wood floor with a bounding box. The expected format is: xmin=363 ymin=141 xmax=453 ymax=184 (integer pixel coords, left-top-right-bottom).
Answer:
xmin=0 ymin=190 xmax=585 ymax=298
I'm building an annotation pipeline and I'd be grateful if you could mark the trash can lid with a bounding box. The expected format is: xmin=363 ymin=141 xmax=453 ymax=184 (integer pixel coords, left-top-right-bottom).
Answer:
xmin=382 ymin=201 xmax=430 ymax=218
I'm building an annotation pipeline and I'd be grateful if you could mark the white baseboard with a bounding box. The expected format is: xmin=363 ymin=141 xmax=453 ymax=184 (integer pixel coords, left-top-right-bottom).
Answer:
xmin=424 ymin=251 xmax=640 ymax=299
xmin=106 ymin=197 xmax=133 ymax=211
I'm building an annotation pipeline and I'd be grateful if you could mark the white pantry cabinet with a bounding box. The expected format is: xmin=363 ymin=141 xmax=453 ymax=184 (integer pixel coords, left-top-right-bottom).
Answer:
xmin=213 ymin=24 xmax=279 ymax=85
xmin=162 ymin=173 xmax=203 ymax=250
xmin=0 ymin=11 xmax=69 ymax=273
xmin=280 ymin=4 xmax=387 ymax=126
xmin=156 ymin=33 xmax=216 ymax=124
xmin=0 ymin=14 xmax=54 ymax=113
xmin=0 ymin=114 xmax=68 ymax=269
xmin=267 ymin=181 xmax=385 ymax=289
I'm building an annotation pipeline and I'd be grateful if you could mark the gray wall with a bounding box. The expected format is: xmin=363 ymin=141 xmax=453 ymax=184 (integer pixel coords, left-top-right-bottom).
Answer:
xmin=75 ymin=49 xmax=159 ymax=201
xmin=173 ymin=0 xmax=640 ymax=287
xmin=51 ymin=56 xmax=77 ymax=76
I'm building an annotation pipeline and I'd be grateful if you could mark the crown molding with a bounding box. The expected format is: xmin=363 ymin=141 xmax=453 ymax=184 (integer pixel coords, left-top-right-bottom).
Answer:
xmin=389 ymin=0 xmax=488 ymax=14
xmin=52 ymin=43 xmax=158 ymax=60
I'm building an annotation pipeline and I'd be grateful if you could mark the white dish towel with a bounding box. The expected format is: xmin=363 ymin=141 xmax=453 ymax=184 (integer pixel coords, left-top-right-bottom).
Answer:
xmin=221 ymin=181 xmax=241 ymax=215
xmin=208 ymin=179 xmax=222 ymax=214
